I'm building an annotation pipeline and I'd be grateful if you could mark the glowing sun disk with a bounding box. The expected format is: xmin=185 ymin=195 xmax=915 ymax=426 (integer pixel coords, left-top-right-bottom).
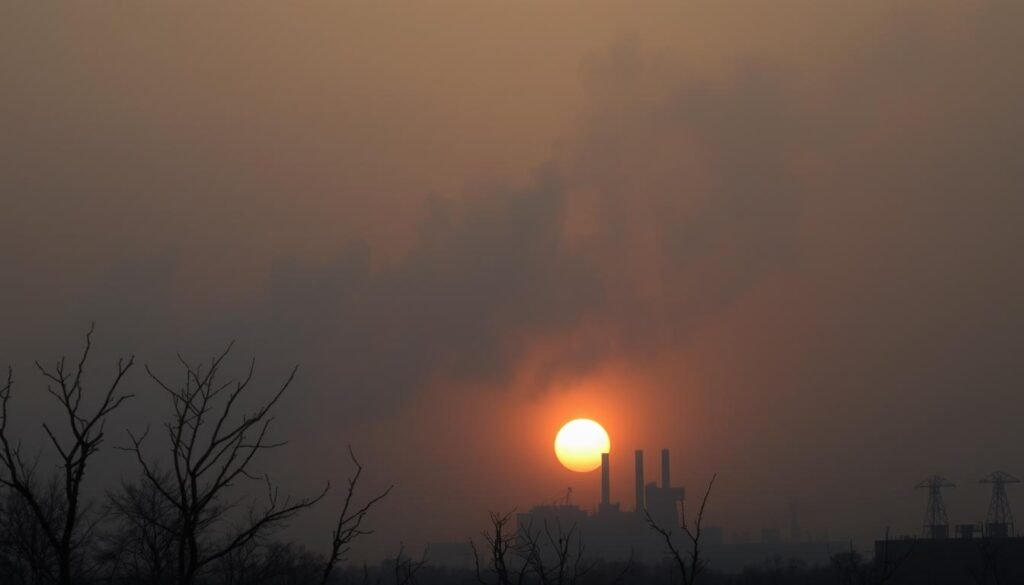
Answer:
xmin=554 ymin=419 xmax=610 ymax=472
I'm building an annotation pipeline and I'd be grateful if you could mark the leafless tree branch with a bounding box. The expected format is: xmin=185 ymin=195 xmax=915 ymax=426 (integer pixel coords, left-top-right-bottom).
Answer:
xmin=124 ymin=345 xmax=322 ymax=585
xmin=645 ymin=473 xmax=717 ymax=585
xmin=0 ymin=325 xmax=135 ymax=585
xmin=319 ymin=445 xmax=393 ymax=585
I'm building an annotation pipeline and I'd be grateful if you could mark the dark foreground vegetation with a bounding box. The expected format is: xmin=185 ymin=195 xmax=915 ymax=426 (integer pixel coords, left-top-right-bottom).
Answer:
xmin=336 ymin=552 xmax=913 ymax=585
xmin=0 ymin=327 xmax=389 ymax=585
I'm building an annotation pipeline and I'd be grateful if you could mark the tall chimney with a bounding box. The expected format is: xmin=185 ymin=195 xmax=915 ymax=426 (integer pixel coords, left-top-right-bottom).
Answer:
xmin=601 ymin=452 xmax=611 ymax=507
xmin=661 ymin=449 xmax=671 ymax=488
xmin=635 ymin=450 xmax=645 ymax=512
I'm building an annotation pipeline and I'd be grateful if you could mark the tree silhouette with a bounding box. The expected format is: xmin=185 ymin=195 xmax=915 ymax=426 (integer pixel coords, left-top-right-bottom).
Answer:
xmin=320 ymin=445 xmax=393 ymax=585
xmin=645 ymin=473 xmax=717 ymax=585
xmin=472 ymin=511 xmax=521 ymax=585
xmin=99 ymin=472 xmax=179 ymax=584
xmin=122 ymin=344 xmax=326 ymax=585
xmin=517 ymin=518 xmax=594 ymax=585
xmin=0 ymin=325 xmax=134 ymax=585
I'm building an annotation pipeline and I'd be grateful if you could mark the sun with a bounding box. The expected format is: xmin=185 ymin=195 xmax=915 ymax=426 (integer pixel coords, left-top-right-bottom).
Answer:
xmin=554 ymin=419 xmax=610 ymax=472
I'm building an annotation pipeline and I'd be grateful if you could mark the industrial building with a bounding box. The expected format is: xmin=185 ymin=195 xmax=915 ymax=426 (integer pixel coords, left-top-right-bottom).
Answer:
xmin=515 ymin=448 xmax=684 ymax=565
xmin=515 ymin=449 xmax=844 ymax=572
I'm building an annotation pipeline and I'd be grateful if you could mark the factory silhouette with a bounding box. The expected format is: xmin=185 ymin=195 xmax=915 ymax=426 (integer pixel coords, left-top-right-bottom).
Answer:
xmin=431 ymin=448 xmax=847 ymax=573
xmin=514 ymin=448 xmax=844 ymax=571
xmin=428 ymin=457 xmax=1024 ymax=584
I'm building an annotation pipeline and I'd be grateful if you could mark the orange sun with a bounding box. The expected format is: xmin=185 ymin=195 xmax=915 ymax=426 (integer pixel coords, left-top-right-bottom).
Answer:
xmin=554 ymin=419 xmax=610 ymax=472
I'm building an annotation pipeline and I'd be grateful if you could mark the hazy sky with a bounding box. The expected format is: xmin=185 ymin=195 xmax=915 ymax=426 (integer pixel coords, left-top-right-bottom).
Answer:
xmin=2 ymin=1 xmax=1023 ymax=560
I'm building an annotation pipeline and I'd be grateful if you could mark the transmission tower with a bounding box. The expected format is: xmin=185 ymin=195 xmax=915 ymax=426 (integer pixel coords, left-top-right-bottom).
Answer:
xmin=980 ymin=471 xmax=1019 ymax=537
xmin=916 ymin=475 xmax=954 ymax=539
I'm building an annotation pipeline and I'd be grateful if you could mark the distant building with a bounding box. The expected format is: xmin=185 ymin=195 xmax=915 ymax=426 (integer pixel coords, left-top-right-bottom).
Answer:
xmin=512 ymin=448 xmax=844 ymax=573
xmin=516 ymin=448 xmax=683 ymax=565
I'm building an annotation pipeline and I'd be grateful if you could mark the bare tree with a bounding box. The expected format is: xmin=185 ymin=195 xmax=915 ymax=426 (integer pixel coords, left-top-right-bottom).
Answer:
xmin=645 ymin=473 xmax=717 ymax=585
xmin=121 ymin=344 xmax=327 ymax=585
xmin=356 ymin=560 xmax=382 ymax=585
xmin=99 ymin=473 xmax=179 ymax=584
xmin=472 ymin=511 xmax=521 ymax=585
xmin=517 ymin=519 xmax=594 ymax=585
xmin=320 ymin=445 xmax=393 ymax=585
xmin=0 ymin=477 xmax=64 ymax=585
xmin=392 ymin=542 xmax=428 ymax=585
xmin=0 ymin=325 xmax=134 ymax=585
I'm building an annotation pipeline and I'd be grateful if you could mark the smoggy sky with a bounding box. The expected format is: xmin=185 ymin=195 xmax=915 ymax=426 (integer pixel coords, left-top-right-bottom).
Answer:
xmin=2 ymin=1 xmax=1024 ymax=561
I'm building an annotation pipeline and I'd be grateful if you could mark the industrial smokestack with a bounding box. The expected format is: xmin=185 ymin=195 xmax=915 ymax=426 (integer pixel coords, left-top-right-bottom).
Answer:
xmin=661 ymin=449 xmax=670 ymax=488
xmin=601 ymin=452 xmax=611 ymax=507
xmin=635 ymin=450 xmax=645 ymax=512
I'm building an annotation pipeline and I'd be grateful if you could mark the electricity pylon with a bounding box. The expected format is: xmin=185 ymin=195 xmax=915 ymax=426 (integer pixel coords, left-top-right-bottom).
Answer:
xmin=981 ymin=471 xmax=1019 ymax=537
xmin=916 ymin=475 xmax=954 ymax=539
